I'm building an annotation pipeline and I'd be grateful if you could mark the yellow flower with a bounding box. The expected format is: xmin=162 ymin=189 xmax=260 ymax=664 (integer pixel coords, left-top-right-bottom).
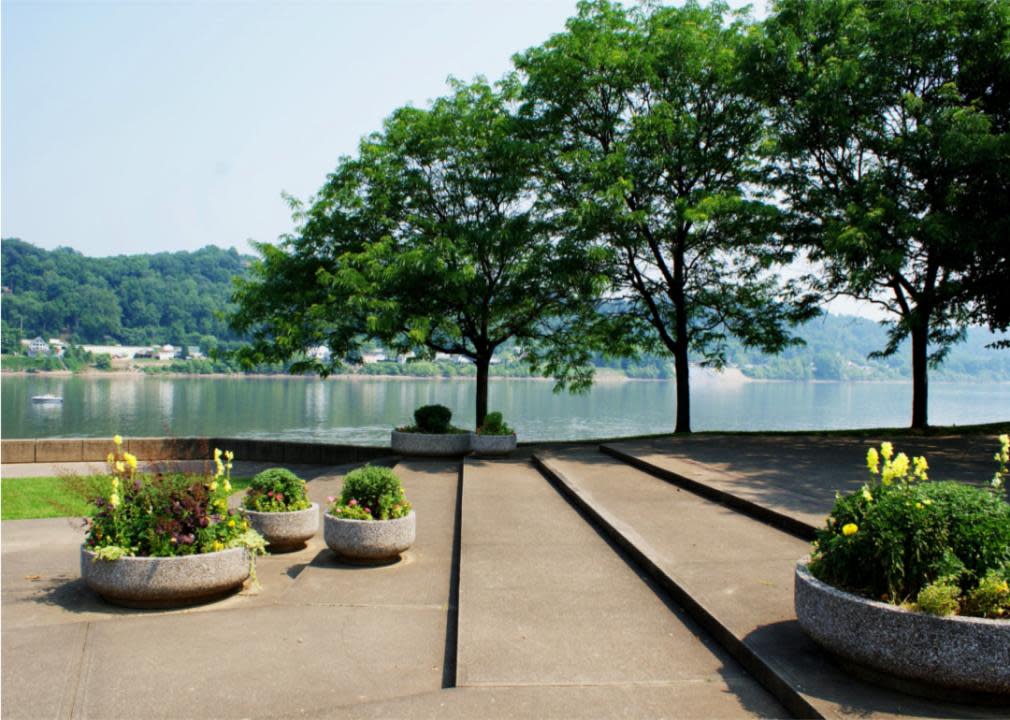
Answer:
xmin=106 ymin=452 xmax=115 ymax=464
xmin=916 ymin=502 xmax=924 ymax=509
xmin=842 ymin=523 xmax=858 ymax=537
xmin=209 ymin=481 xmax=218 ymax=492
xmin=111 ymin=477 xmax=119 ymax=489
xmin=224 ymin=450 xmax=234 ymax=462
xmin=912 ymin=456 xmax=928 ymax=482
xmin=862 ymin=488 xmax=873 ymax=502
xmin=123 ymin=452 xmax=138 ymax=471
xmin=891 ymin=452 xmax=909 ymax=478
xmin=223 ymin=480 xmax=232 ymax=493
xmin=214 ymin=448 xmax=222 ymax=461
xmin=109 ymin=492 xmax=120 ymax=508
xmin=880 ymin=442 xmax=893 ymax=461
xmin=228 ymin=519 xmax=235 ymax=528
xmin=113 ymin=434 xmax=123 ymax=446
xmin=866 ymin=448 xmax=879 ymax=475
xmin=115 ymin=461 xmax=126 ymax=473
xmin=212 ymin=540 xmax=224 ymax=551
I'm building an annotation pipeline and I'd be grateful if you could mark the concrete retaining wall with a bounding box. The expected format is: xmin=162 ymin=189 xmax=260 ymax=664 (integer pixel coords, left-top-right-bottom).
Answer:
xmin=0 ymin=437 xmax=391 ymax=465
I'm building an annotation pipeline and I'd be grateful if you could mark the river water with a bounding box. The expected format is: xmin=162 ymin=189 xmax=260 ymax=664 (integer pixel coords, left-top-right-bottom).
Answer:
xmin=2 ymin=374 xmax=1007 ymax=444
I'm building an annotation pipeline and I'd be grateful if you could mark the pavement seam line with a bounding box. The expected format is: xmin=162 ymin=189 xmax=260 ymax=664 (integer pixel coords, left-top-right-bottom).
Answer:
xmin=531 ymin=453 xmax=823 ymax=720
xmin=65 ymin=621 xmax=93 ymax=720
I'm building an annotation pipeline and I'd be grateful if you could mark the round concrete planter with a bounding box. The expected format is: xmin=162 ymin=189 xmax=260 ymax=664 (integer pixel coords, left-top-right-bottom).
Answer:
xmin=80 ymin=546 xmax=250 ymax=608
xmin=242 ymin=503 xmax=318 ymax=552
xmin=323 ymin=511 xmax=416 ymax=564
xmin=470 ymin=432 xmax=517 ymax=456
xmin=391 ymin=430 xmax=472 ymax=457
xmin=795 ymin=559 xmax=1010 ymax=696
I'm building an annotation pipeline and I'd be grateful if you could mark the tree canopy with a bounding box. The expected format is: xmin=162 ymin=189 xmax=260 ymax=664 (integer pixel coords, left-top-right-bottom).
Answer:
xmin=514 ymin=0 xmax=818 ymax=432
xmin=747 ymin=0 xmax=1010 ymax=427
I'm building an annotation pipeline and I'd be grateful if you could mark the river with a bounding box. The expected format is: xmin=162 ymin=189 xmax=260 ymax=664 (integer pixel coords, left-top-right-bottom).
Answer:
xmin=2 ymin=374 xmax=1007 ymax=444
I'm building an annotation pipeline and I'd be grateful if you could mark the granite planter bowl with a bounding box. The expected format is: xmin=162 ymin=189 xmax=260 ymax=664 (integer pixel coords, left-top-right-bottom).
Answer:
xmin=243 ymin=503 xmax=319 ymax=552
xmin=795 ymin=559 xmax=1010 ymax=697
xmin=470 ymin=432 xmax=517 ymax=456
xmin=80 ymin=546 xmax=250 ymax=609
xmin=391 ymin=430 xmax=472 ymax=457
xmin=323 ymin=511 xmax=416 ymax=564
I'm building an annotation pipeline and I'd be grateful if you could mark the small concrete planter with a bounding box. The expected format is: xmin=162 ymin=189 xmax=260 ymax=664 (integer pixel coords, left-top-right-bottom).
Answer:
xmin=323 ymin=511 xmax=416 ymax=564
xmin=391 ymin=430 xmax=472 ymax=457
xmin=80 ymin=546 xmax=250 ymax=609
xmin=795 ymin=559 xmax=1010 ymax=696
xmin=242 ymin=503 xmax=319 ymax=552
xmin=470 ymin=432 xmax=517 ymax=456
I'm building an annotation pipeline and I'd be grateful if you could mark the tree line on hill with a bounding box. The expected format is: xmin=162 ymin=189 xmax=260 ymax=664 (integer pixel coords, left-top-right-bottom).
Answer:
xmin=231 ymin=0 xmax=1008 ymax=430
xmin=1 ymin=238 xmax=248 ymax=352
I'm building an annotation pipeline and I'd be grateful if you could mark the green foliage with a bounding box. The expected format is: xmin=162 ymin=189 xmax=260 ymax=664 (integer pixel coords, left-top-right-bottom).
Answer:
xmin=328 ymin=466 xmax=411 ymax=521
xmin=94 ymin=353 xmax=112 ymax=370
xmin=85 ymin=442 xmax=263 ymax=558
xmin=915 ymin=579 xmax=961 ymax=616
xmin=1 ymin=238 xmax=247 ymax=345
xmin=242 ymin=468 xmax=310 ymax=512
xmin=413 ymin=404 xmax=453 ymax=434
xmin=811 ymin=442 xmax=1010 ymax=617
xmin=746 ymin=0 xmax=1010 ymax=427
xmin=965 ymin=569 xmax=1010 ymax=619
xmin=478 ymin=411 xmax=513 ymax=436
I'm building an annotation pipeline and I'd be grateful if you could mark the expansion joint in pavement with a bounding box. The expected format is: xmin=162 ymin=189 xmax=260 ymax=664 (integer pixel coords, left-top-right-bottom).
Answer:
xmin=598 ymin=444 xmax=817 ymax=541
xmin=531 ymin=453 xmax=822 ymax=720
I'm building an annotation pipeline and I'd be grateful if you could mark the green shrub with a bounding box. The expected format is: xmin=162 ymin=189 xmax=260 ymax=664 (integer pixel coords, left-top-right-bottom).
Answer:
xmin=94 ymin=353 xmax=112 ymax=370
xmin=810 ymin=440 xmax=1010 ymax=617
xmin=413 ymin=404 xmax=453 ymax=434
xmin=242 ymin=468 xmax=310 ymax=512
xmin=327 ymin=466 xmax=411 ymax=521
xmin=478 ymin=411 xmax=513 ymax=436
xmin=915 ymin=579 xmax=960 ymax=616
xmin=965 ymin=569 xmax=1010 ymax=619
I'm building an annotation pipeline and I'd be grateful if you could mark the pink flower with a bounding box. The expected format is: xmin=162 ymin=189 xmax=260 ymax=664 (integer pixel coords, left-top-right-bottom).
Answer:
xmin=348 ymin=499 xmax=357 ymax=506
xmin=364 ymin=507 xmax=371 ymax=515
xmin=326 ymin=496 xmax=335 ymax=503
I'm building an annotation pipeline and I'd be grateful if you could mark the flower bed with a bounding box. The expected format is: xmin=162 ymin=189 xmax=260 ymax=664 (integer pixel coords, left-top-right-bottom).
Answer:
xmin=241 ymin=468 xmax=318 ymax=551
xmin=81 ymin=439 xmax=265 ymax=607
xmin=798 ymin=437 xmax=1010 ymax=696
xmin=392 ymin=403 xmax=472 ymax=456
xmin=472 ymin=411 xmax=517 ymax=455
xmin=324 ymin=466 xmax=415 ymax=563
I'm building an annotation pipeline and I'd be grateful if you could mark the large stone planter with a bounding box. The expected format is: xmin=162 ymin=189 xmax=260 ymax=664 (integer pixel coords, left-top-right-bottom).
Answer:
xmin=391 ymin=430 xmax=472 ymax=457
xmin=80 ymin=546 xmax=250 ymax=608
xmin=795 ymin=559 xmax=1010 ymax=696
xmin=323 ymin=511 xmax=415 ymax=564
xmin=243 ymin=503 xmax=319 ymax=552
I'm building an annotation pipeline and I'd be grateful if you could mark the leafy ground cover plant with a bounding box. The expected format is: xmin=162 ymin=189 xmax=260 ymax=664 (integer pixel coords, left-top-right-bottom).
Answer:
xmin=398 ymin=404 xmax=468 ymax=434
xmin=84 ymin=437 xmax=265 ymax=560
xmin=477 ymin=411 xmax=514 ymax=436
xmin=327 ymin=466 xmax=412 ymax=521
xmin=809 ymin=436 xmax=1010 ymax=619
xmin=242 ymin=468 xmax=311 ymax=512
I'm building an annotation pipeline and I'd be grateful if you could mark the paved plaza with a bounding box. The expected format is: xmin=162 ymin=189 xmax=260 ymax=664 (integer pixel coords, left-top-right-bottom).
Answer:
xmin=1 ymin=433 xmax=1006 ymax=719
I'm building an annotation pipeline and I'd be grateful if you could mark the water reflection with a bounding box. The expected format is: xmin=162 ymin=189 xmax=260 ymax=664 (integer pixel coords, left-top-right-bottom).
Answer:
xmin=2 ymin=375 xmax=1007 ymax=443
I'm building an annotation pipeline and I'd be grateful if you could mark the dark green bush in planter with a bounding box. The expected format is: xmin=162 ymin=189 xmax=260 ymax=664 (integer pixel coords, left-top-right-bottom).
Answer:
xmin=413 ymin=404 xmax=453 ymax=434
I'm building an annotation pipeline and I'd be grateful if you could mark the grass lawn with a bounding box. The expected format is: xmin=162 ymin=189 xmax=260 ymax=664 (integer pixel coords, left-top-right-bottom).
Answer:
xmin=1 ymin=475 xmax=252 ymax=520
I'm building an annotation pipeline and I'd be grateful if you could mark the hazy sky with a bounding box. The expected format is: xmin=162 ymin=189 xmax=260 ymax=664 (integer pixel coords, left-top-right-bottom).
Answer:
xmin=2 ymin=0 xmax=777 ymax=257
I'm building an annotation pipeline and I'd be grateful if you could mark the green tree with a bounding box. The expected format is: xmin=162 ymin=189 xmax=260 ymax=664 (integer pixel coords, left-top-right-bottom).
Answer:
xmin=232 ymin=80 xmax=606 ymax=426
xmin=514 ymin=0 xmax=817 ymax=433
xmin=748 ymin=0 xmax=1010 ymax=428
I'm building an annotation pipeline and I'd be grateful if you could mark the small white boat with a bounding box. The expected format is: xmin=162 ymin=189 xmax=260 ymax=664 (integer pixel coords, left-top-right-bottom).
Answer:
xmin=31 ymin=394 xmax=63 ymax=404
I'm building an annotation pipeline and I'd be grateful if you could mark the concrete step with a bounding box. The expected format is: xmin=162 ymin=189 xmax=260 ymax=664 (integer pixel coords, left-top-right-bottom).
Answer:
xmin=455 ymin=456 xmax=787 ymax=717
xmin=534 ymin=447 xmax=1004 ymax=719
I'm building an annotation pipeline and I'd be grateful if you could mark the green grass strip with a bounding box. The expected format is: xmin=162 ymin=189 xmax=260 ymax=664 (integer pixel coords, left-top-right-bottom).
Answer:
xmin=1 ymin=476 xmax=252 ymax=521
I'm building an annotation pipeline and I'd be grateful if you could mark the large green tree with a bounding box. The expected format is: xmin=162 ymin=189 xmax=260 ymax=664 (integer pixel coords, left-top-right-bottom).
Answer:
xmin=232 ymin=80 xmax=606 ymax=426
xmin=749 ymin=0 xmax=1010 ymax=427
xmin=514 ymin=0 xmax=817 ymax=433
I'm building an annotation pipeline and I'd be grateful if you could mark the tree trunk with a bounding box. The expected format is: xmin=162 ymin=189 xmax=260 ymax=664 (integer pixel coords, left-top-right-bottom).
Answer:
xmin=674 ymin=337 xmax=691 ymax=433
xmin=673 ymin=234 xmax=691 ymax=434
xmin=475 ymin=355 xmax=491 ymax=429
xmin=910 ymin=320 xmax=929 ymax=430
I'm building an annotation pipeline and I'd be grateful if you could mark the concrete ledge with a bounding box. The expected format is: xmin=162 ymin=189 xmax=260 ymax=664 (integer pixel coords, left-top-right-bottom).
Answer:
xmin=34 ymin=439 xmax=83 ymax=463
xmin=391 ymin=430 xmax=472 ymax=457
xmin=2 ymin=437 xmax=394 ymax=466
xmin=599 ymin=443 xmax=816 ymax=541
xmin=1 ymin=439 xmax=35 ymax=464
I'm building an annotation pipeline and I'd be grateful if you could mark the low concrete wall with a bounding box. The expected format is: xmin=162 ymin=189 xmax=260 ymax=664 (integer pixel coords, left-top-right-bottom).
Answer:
xmin=1 ymin=437 xmax=392 ymax=466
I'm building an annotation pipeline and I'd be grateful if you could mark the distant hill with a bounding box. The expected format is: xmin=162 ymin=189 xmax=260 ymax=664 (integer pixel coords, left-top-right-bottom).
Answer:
xmin=2 ymin=238 xmax=1007 ymax=380
xmin=1 ymin=238 xmax=251 ymax=347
